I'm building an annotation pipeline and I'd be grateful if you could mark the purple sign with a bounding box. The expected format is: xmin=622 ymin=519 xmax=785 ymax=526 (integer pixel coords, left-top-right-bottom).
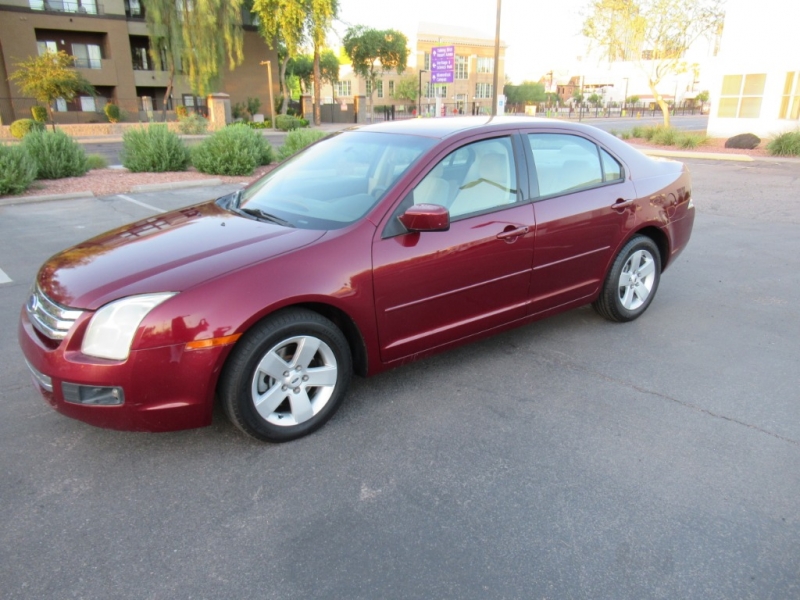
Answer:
xmin=431 ymin=45 xmax=454 ymax=84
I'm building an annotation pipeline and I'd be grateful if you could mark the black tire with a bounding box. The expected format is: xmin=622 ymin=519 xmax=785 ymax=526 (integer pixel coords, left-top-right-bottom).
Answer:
xmin=219 ymin=308 xmax=352 ymax=442
xmin=593 ymin=235 xmax=662 ymax=322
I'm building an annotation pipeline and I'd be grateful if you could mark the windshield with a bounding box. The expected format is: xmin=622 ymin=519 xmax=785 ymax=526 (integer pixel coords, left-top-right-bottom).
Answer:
xmin=239 ymin=131 xmax=436 ymax=230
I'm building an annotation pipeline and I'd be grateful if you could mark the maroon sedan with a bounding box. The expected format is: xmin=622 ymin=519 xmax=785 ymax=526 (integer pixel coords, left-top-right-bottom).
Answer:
xmin=19 ymin=117 xmax=694 ymax=441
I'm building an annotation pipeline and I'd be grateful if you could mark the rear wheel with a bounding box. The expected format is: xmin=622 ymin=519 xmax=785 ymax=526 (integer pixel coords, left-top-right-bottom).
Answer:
xmin=219 ymin=308 xmax=352 ymax=442
xmin=593 ymin=235 xmax=661 ymax=322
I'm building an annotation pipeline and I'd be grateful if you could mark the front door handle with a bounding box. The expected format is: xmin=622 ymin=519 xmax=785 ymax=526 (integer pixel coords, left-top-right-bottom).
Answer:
xmin=496 ymin=226 xmax=529 ymax=241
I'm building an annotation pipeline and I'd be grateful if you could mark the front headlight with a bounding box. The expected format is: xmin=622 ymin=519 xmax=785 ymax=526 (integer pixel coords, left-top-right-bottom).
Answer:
xmin=82 ymin=293 xmax=176 ymax=360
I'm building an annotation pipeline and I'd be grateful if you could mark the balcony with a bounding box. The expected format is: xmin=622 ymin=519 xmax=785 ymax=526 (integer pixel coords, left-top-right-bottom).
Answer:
xmin=75 ymin=58 xmax=117 ymax=86
xmin=29 ymin=1 xmax=104 ymax=15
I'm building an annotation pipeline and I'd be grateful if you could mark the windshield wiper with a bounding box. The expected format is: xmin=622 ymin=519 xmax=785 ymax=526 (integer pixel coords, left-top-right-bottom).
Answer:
xmin=237 ymin=207 xmax=294 ymax=227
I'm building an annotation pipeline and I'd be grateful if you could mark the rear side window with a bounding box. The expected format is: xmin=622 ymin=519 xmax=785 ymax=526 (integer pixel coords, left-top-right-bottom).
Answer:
xmin=600 ymin=148 xmax=622 ymax=181
xmin=528 ymin=134 xmax=607 ymax=197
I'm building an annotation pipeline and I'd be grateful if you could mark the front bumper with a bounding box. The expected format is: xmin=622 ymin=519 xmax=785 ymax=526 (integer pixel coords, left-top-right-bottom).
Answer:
xmin=18 ymin=307 xmax=228 ymax=432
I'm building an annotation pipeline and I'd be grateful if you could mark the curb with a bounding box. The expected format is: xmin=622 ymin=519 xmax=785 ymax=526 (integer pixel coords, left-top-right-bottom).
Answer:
xmin=0 ymin=191 xmax=95 ymax=207
xmin=130 ymin=179 xmax=224 ymax=193
xmin=639 ymin=148 xmax=754 ymax=162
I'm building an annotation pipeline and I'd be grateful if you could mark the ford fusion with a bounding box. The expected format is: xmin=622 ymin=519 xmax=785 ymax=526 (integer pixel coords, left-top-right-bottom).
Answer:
xmin=19 ymin=117 xmax=694 ymax=442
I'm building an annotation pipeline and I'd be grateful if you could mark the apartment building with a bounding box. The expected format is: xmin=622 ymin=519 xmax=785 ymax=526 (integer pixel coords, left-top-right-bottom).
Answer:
xmin=0 ymin=0 xmax=277 ymax=124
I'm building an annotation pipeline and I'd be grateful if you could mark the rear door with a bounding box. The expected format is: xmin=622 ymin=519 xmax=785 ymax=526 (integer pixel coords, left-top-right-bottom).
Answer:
xmin=524 ymin=132 xmax=638 ymax=315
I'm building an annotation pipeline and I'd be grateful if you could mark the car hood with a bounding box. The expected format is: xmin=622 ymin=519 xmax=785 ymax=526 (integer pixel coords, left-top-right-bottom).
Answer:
xmin=37 ymin=201 xmax=326 ymax=309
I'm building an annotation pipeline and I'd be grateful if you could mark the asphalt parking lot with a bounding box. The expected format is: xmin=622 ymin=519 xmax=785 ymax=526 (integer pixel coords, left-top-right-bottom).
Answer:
xmin=1 ymin=157 xmax=798 ymax=599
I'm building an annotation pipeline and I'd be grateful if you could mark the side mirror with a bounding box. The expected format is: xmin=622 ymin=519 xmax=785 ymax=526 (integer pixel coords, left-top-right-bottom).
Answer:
xmin=398 ymin=203 xmax=450 ymax=232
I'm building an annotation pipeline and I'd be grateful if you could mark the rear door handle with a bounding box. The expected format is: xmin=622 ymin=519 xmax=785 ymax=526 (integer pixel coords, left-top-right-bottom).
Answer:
xmin=496 ymin=226 xmax=529 ymax=240
xmin=611 ymin=198 xmax=635 ymax=211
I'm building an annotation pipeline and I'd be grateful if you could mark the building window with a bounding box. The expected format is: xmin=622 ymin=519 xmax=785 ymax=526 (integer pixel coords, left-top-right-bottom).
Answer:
xmin=365 ymin=80 xmax=372 ymax=95
xmin=72 ymin=43 xmax=103 ymax=69
xmin=376 ymin=80 xmax=384 ymax=99
xmin=37 ymin=41 xmax=58 ymax=55
xmin=455 ymin=55 xmax=468 ymax=80
xmin=424 ymin=52 xmax=430 ymax=70
xmin=717 ymin=74 xmax=766 ymax=119
xmin=426 ymin=84 xmax=446 ymax=98
xmin=334 ymin=80 xmax=351 ymax=96
xmin=475 ymin=83 xmax=493 ymax=99
xmin=780 ymin=72 xmax=800 ymax=120
xmin=388 ymin=80 xmax=394 ymax=97
xmin=53 ymin=98 xmax=68 ymax=112
xmin=132 ymin=46 xmax=149 ymax=70
xmin=30 ymin=0 xmax=99 ymax=14
xmin=477 ymin=57 xmax=494 ymax=74
xmin=79 ymin=96 xmax=97 ymax=112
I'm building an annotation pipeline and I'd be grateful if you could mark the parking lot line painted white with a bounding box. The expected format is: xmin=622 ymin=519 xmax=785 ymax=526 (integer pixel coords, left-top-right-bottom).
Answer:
xmin=116 ymin=194 xmax=166 ymax=214
xmin=0 ymin=268 xmax=12 ymax=284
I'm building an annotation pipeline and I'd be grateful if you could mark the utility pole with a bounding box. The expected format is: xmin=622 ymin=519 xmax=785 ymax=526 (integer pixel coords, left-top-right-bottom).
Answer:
xmin=260 ymin=60 xmax=276 ymax=130
xmin=418 ymin=69 xmax=427 ymax=117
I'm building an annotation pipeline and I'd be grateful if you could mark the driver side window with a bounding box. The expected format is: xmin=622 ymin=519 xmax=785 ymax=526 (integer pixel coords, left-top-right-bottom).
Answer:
xmin=412 ymin=137 xmax=518 ymax=219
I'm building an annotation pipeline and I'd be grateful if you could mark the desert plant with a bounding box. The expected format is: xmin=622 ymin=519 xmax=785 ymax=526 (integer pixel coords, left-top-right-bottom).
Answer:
xmin=178 ymin=113 xmax=209 ymax=135
xmin=766 ymin=131 xmax=800 ymax=156
xmin=630 ymin=125 xmax=649 ymax=139
xmin=104 ymin=103 xmax=121 ymax=123
xmin=86 ymin=153 xmax=109 ymax=169
xmin=650 ymin=126 xmax=679 ymax=146
xmin=275 ymin=114 xmax=306 ymax=131
xmin=30 ymin=105 xmax=48 ymax=123
xmin=675 ymin=132 xmax=709 ymax=149
xmin=191 ymin=124 xmax=274 ymax=176
xmin=0 ymin=144 xmax=37 ymax=195
xmin=10 ymin=118 xmax=45 ymax=139
xmin=21 ymin=129 xmax=89 ymax=179
xmin=277 ymin=129 xmax=328 ymax=161
xmin=619 ymin=131 xmax=632 ymax=140
xmin=121 ymin=124 xmax=189 ymax=172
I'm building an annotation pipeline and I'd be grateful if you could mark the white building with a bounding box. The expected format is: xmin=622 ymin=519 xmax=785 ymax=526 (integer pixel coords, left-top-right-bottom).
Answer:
xmin=706 ymin=0 xmax=800 ymax=138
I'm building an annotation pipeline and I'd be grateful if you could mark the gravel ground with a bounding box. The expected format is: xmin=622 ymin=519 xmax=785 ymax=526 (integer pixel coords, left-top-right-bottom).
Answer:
xmin=0 ymin=140 xmax=772 ymax=201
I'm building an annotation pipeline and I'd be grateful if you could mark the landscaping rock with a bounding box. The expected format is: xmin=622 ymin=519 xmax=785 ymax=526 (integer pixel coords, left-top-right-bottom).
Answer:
xmin=725 ymin=133 xmax=761 ymax=149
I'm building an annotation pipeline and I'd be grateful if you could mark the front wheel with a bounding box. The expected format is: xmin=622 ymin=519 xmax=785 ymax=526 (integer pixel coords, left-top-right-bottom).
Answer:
xmin=593 ymin=236 xmax=661 ymax=322
xmin=219 ymin=309 xmax=352 ymax=442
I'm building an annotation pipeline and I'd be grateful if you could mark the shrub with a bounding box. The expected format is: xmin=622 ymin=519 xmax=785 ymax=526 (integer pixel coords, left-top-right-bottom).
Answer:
xmin=30 ymin=106 xmax=48 ymax=123
xmin=675 ymin=132 xmax=709 ymax=149
xmin=191 ymin=124 xmax=274 ymax=175
xmin=0 ymin=144 xmax=37 ymax=195
xmin=247 ymin=120 xmax=272 ymax=129
xmin=178 ymin=113 xmax=209 ymax=135
xmin=277 ymin=129 xmax=328 ymax=161
xmin=121 ymin=124 xmax=189 ymax=172
xmin=176 ymin=105 xmax=188 ymax=119
xmin=619 ymin=131 xmax=632 ymax=140
xmin=10 ymin=118 xmax=45 ymax=139
xmin=86 ymin=153 xmax=108 ymax=169
xmin=630 ymin=125 xmax=649 ymax=139
xmin=104 ymin=103 xmax=121 ymax=123
xmin=650 ymin=127 xmax=679 ymax=146
xmin=275 ymin=114 xmax=305 ymax=131
xmin=766 ymin=131 xmax=800 ymax=156
xmin=22 ymin=129 xmax=88 ymax=179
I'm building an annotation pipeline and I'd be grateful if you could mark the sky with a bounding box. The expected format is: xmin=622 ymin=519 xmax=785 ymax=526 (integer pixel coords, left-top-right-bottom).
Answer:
xmin=332 ymin=0 xmax=589 ymax=83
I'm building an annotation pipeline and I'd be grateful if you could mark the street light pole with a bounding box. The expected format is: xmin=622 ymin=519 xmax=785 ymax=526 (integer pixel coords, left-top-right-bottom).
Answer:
xmin=623 ymin=77 xmax=629 ymax=116
xmin=418 ymin=69 xmax=427 ymax=117
xmin=491 ymin=0 xmax=502 ymax=117
xmin=260 ymin=60 xmax=276 ymax=130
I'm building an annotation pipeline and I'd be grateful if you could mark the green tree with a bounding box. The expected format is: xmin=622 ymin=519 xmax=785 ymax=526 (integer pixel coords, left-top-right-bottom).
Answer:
xmin=143 ymin=0 xmax=245 ymax=118
xmin=9 ymin=51 xmax=95 ymax=131
xmin=504 ymin=81 xmax=546 ymax=106
xmin=307 ymin=0 xmax=338 ymax=125
xmin=251 ymin=0 xmax=307 ymax=114
xmin=394 ymin=74 xmax=419 ymax=103
xmin=587 ymin=93 xmax=603 ymax=106
xmin=343 ymin=26 xmax=409 ymax=115
xmin=583 ymin=0 xmax=724 ymax=126
xmin=288 ymin=50 xmax=338 ymax=97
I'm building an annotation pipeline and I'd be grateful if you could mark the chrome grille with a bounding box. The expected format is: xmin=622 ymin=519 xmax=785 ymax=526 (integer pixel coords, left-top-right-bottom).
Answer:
xmin=26 ymin=285 xmax=83 ymax=341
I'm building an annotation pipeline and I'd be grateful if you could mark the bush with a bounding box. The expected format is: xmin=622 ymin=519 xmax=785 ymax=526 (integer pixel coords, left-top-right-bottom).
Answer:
xmin=86 ymin=153 xmax=108 ymax=169
xmin=191 ymin=124 xmax=274 ymax=176
xmin=30 ymin=106 xmax=48 ymax=123
xmin=619 ymin=131 xmax=632 ymax=140
xmin=22 ymin=129 xmax=88 ymax=179
xmin=176 ymin=105 xmax=189 ymax=119
xmin=766 ymin=131 xmax=800 ymax=156
xmin=277 ymin=129 xmax=329 ymax=161
xmin=630 ymin=125 xmax=649 ymax=139
xmin=178 ymin=113 xmax=209 ymax=135
xmin=121 ymin=125 xmax=189 ymax=172
xmin=10 ymin=118 xmax=45 ymax=139
xmin=0 ymin=144 xmax=37 ymax=195
xmin=275 ymin=114 xmax=306 ymax=131
xmin=675 ymin=132 xmax=709 ymax=149
xmin=650 ymin=127 xmax=679 ymax=146
xmin=247 ymin=120 xmax=272 ymax=129
xmin=104 ymin=103 xmax=121 ymax=123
